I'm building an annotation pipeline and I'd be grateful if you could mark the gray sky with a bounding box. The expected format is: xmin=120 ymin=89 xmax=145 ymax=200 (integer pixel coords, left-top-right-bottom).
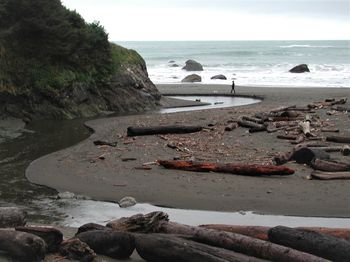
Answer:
xmin=61 ymin=0 xmax=350 ymax=40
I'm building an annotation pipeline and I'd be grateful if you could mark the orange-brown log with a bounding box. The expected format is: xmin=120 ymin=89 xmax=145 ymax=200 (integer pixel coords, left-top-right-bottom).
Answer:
xmin=199 ymin=225 xmax=350 ymax=241
xmin=157 ymin=160 xmax=295 ymax=176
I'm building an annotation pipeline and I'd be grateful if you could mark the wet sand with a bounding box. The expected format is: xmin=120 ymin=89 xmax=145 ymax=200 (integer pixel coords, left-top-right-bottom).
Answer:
xmin=27 ymin=84 xmax=350 ymax=217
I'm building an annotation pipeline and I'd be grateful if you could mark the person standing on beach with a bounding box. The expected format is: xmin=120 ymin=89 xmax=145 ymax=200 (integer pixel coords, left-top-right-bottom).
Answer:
xmin=231 ymin=80 xmax=235 ymax=94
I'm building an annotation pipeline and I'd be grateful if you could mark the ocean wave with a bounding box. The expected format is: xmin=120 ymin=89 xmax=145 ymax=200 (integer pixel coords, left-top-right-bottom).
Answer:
xmin=280 ymin=45 xmax=333 ymax=48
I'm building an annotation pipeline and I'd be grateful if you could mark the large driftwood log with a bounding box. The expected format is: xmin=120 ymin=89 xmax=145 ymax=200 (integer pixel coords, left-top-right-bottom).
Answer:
xmin=0 ymin=207 xmax=26 ymax=228
xmin=127 ymin=125 xmax=203 ymax=136
xmin=76 ymin=230 xmax=135 ymax=259
xmin=199 ymin=225 xmax=350 ymax=241
xmin=0 ymin=230 xmax=46 ymax=262
xmin=16 ymin=226 xmax=63 ymax=252
xmin=135 ymin=233 xmax=267 ymax=262
xmin=311 ymin=171 xmax=350 ymax=180
xmin=77 ymin=223 xmax=111 ymax=234
xmin=310 ymin=159 xmax=350 ymax=172
xmin=107 ymin=212 xmax=327 ymax=262
xmin=157 ymin=160 xmax=295 ymax=176
xmin=326 ymin=135 xmax=350 ymax=143
xmin=268 ymin=226 xmax=350 ymax=261
xmin=59 ymin=238 xmax=96 ymax=262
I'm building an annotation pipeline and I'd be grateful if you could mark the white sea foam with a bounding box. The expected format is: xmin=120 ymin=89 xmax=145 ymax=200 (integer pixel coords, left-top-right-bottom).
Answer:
xmin=280 ymin=44 xmax=334 ymax=48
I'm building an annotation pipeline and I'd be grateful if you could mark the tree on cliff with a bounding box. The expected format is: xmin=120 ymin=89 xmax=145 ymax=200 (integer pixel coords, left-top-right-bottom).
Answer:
xmin=0 ymin=0 xmax=113 ymax=95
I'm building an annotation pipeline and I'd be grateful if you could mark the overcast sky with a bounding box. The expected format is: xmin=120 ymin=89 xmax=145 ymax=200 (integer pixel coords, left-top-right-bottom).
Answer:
xmin=61 ymin=0 xmax=350 ymax=41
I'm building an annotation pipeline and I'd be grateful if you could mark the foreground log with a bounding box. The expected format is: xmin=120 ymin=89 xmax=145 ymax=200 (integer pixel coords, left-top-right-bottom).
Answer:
xmin=268 ymin=226 xmax=350 ymax=261
xmin=127 ymin=125 xmax=203 ymax=136
xmin=0 ymin=230 xmax=46 ymax=262
xmin=135 ymin=233 xmax=267 ymax=262
xmin=310 ymin=159 xmax=350 ymax=172
xmin=16 ymin=226 xmax=63 ymax=252
xmin=76 ymin=230 xmax=135 ymax=259
xmin=199 ymin=225 xmax=350 ymax=241
xmin=326 ymin=135 xmax=350 ymax=143
xmin=107 ymin=212 xmax=327 ymax=262
xmin=157 ymin=160 xmax=295 ymax=176
xmin=77 ymin=223 xmax=110 ymax=235
xmin=59 ymin=238 xmax=96 ymax=262
xmin=0 ymin=207 xmax=26 ymax=228
xmin=310 ymin=171 xmax=350 ymax=180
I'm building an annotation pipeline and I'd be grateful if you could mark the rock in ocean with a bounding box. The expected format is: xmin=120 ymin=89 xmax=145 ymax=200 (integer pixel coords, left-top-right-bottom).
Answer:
xmin=182 ymin=60 xmax=203 ymax=71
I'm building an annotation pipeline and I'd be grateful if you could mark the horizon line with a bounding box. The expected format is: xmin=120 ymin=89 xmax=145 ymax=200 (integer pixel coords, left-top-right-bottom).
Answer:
xmin=113 ymin=39 xmax=350 ymax=42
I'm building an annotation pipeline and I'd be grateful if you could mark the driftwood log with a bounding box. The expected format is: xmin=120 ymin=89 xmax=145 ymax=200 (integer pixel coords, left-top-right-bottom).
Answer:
xmin=0 ymin=207 xmax=26 ymax=228
xmin=238 ymin=119 xmax=266 ymax=130
xmin=59 ymin=238 xmax=96 ymax=262
xmin=224 ymin=123 xmax=238 ymax=131
xmin=268 ymin=226 xmax=350 ymax=261
xmin=274 ymin=147 xmax=329 ymax=165
xmin=310 ymin=159 xmax=350 ymax=172
xmin=241 ymin=116 xmax=264 ymax=124
xmin=199 ymin=225 xmax=350 ymax=241
xmin=16 ymin=226 xmax=63 ymax=252
xmin=107 ymin=212 xmax=327 ymax=262
xmin=77 ymin=223 xmax=110 ymax=234
xmin=299 ymin=121 xmax=312 ymax=137
xmin=93 ymin=140 xmax=118 ymax=147
xmin=326 ymin=135 xmax=350 ymax=143
xmin=310 ymin=171 xmax=350 ymax=180
xmin=157 ymin=160 xmax=295 ymax=176
xmin=135 ymin=233 xmax=267 ymax=262
xmin=127 ymin=125 xmax=203 ymax=136
xmin=0 ymin=230 xmax=46 ymax=262
xmin=76 ymin=230 xmax=135 ymax=259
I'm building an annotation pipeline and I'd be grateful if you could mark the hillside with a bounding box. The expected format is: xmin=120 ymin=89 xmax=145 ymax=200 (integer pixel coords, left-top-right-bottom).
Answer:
xmin=0 ymin=0 xmax=160 ymax=120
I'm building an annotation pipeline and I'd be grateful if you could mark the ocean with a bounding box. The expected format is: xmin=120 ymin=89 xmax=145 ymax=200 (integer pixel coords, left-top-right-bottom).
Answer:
xmin=116 ymin=40 xmax=350 ymax=88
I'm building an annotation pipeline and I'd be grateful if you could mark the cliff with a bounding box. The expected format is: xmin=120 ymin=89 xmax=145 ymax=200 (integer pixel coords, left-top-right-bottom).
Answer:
xmin=0 ymin=0 xmax=160 ymax=120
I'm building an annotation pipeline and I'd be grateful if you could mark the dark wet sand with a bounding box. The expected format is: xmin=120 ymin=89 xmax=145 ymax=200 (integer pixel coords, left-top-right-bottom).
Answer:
xmin=27 ymin=84 xmax=350 ymax=217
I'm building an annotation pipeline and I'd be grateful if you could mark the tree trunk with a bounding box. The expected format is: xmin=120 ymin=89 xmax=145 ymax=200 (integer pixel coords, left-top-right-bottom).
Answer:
xmin=135 ymin=233 xmax=268 ymax=262
xmin=76 ymin=230 xmax=135 ymax=259
xmin=157 ymin=160 xmax=295 ymax=176
xmin=310 ymin=171 xmax=350 ymax=180
xmin=268 ymin=226 xmax=350 ymax=261
xmin=326 ymin=136 xmax=350 ymax=143
xmin=199 ymin=225 xmax=350 ymax=241
xmin=0 ymin=230 xmax=46 ymax=262
xmin=127 ymin=125 xmax=203 ymax=136
xmin=0 ymin=207 xmax=26 ymax=228
xmin=16 ymin=226 xmax=63 ymax=252
xmin=107 ymin=212 xmax=327 ymax=262
xmin=310 ymin=159 xmax=350 ymax=172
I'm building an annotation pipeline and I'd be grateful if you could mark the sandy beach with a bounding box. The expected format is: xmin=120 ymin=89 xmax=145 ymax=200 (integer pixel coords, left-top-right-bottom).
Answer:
xmin=26 ymin=84 xmax=350 ymax=217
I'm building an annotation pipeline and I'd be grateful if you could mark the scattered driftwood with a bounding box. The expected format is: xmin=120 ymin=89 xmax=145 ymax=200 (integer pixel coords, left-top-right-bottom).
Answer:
xmin=0 ymin=207 xmax=26 ymax=228
xmin=16 ymin=226 xmax=63 ymax=252
xmin=135 ymin=233 xmax=267 ymax=262
xmin=310 ymin=171 xmax=350 ymax=180
xmin=268 ymin=226 xmax=350 ymax=261
xmin=331 ymin=105 xmax=350 ymax=112
xmin=199 ymin=225 xmax=350 ymax=241
xmin=59 ymin=238 xmax=96 ymax=262
xmin=157 ymin=160 xmax=295 ymax=176
xmin=127 ymin=125 xmax=203 ymax=136
xmin=93 ymin=140 xmax=118 ymax=147
xmin=76 ymin=230 xmax=135 ymax=259
xmin=326 ymin=135 xmax=350 ymax=143
xmin=310 ymin=159 xmax=350 ymax=172
xmin=107 ymin=212 xmax=327 ymax=262
xmin=0 ymin=230 xmax=46 ymax=262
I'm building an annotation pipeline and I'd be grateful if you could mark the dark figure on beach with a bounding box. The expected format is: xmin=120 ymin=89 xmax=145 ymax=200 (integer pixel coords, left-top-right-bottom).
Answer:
xmin=231 ymin=80 xmax=235 ymax=94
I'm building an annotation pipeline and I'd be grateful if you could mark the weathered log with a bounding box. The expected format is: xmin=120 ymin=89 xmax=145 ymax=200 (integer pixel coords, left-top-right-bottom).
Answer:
xmin=299 ymin=121 xmax=312 ymax=137
xmin=268 ymin=226 xmax=350 ymax=261
xmin=238 ymin=120 xmax=265 ymax=129
xmin=59 ymin=238 xmax=96 ymax=262
xmin=199 ymin=225 xmax=350 ymax=241
xmin=310 ymin=171 xmax=350 ymax=180
xmin=0 ymin=230 xmax=46 ymax=262
xmin=107 ymin=212 xmax=327 ymax=262
xmin=224 ymin=123 xmax=238 ymax=131
xmin=0 ymin=207 xmax=26 ymax=228
xmin=77 ymin=223 xmax=110 ymax=235
xmin=321 ymin=128 xmax=340 ymax=133
xmin=241 ymin=116 xmax=264 ymax=124
xmin=157 ymin=160 xmax=295 ymax=176
xmin=127 ymin=125 xmax=203 ymax=136
xmin=16 ymin=226 xmax=63 ymax=252
xmin=326 ymin=135 xmax=350 ymax=143
xmin=135 ymin=233 xmax=267 ymax=262
xmin=76 ymin=230 xmax=135 ymax=259
xmin=310 ymin=159 xmax=350 ymax=172
xmin=268 ymin=117 xmax=303 ymax=122
xmin=93 ymin=140 xmax=117 ymax=147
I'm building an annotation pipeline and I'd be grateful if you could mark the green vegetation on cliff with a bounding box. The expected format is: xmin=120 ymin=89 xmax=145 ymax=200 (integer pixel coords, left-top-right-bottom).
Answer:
xmin=0 ymin=0 xmax=144 ymax=97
